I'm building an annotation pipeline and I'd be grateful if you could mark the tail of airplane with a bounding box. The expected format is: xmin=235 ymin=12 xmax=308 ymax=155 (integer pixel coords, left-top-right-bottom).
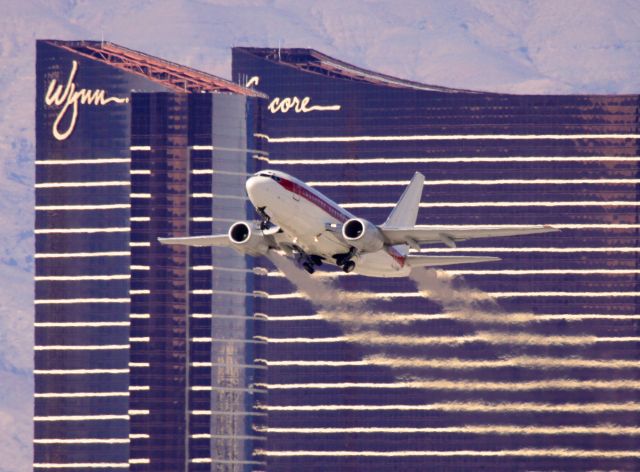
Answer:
xmin=382 ymin=172 xmax=425 ymax=256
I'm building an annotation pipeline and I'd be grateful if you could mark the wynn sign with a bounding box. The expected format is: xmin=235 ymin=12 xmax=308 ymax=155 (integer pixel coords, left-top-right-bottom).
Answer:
xmin=44 ymin=60 xmax=130 ymax=140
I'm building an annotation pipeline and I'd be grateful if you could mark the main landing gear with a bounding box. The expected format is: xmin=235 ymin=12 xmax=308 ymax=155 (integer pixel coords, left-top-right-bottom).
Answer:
xmin=297 ymin=250 xmax=324 ymax=275
xmin=334 ymin=247 xmax=357 ymax=273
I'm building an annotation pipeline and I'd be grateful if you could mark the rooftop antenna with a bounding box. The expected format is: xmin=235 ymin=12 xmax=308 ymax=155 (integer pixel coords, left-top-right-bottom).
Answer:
xmin=101 ymin=30 xmax=104 ymax=47
xmin=277 ymin=39 xmax=281 ymax=61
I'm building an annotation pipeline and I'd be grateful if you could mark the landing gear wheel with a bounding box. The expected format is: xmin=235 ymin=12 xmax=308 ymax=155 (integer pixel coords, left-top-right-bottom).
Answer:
xmin=342 ymin=261 xmax=356 ymax=273
xmin=310 ymin=255 xmax=323 ymax=266
xmin=302 ymin=262 xmax=315 ymax=274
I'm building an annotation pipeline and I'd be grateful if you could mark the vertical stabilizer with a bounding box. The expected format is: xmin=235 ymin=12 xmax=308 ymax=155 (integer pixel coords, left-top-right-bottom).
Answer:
xmin=382 ymin=172 xmax=425 ymax=228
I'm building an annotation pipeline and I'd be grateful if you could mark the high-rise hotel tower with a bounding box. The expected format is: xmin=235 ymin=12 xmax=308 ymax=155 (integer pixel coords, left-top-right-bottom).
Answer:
xmin=233 ymin=47 xmax=640 ymax=471
xmin=35 ymin=40 xmax=266 ymax=471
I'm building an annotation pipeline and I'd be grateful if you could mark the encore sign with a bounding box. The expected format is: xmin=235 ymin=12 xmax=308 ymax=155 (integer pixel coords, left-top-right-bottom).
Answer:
xmin=44 ymin=60 xmax=130 ymax=141
xmin=246 ymin=76 xmax=341 ymax=114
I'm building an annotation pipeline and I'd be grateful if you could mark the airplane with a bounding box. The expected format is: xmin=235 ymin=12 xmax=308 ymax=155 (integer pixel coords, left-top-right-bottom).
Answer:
xmin=159 ymin=170 xmax=558 ymax=278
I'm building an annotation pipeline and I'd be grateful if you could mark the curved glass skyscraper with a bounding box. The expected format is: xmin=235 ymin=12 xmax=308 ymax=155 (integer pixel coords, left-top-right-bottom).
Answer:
xmin=233 ymin=47 xmax=640 ymax=471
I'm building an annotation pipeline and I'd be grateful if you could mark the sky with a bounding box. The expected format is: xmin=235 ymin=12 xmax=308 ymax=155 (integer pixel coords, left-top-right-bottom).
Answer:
xmin=1 ymin=0 xmax=639 ymax=469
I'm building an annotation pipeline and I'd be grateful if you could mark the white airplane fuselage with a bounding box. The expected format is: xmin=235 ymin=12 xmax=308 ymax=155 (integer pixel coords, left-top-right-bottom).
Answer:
xmin=246 ymin=171 xmax=409 ymax=277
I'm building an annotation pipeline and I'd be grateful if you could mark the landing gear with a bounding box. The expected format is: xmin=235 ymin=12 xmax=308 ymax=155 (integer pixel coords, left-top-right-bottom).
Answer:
xmin=302 ymin=261 xmax=315 ymax=274
xmin=310 ymin=255 xmax=323 ymax=266
xmin=257 ymin=206 xmax=271 ymax=230
xmin=334 ymin=247 xmax=357 ymax=267
xmin=342 ymin=260 xmax=356 ymax=273
xmin=295 ymin=246 xmax=323 ymax=274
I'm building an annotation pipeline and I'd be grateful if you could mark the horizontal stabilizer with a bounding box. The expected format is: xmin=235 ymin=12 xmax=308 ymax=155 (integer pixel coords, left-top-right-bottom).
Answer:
xmin=406 ymin=255 xmax=500 ymax=268
xmin=158 ymin=235 xmax=231 ymax=247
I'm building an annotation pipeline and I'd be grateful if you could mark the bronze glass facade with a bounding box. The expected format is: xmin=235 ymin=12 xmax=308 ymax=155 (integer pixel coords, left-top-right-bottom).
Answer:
xmin=233 ymin=47 xmax=640 ymax=471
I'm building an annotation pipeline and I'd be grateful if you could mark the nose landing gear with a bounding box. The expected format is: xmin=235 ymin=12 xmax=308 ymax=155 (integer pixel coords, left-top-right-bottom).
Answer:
xmin=257 ymin=206 xmax=272 ymax=230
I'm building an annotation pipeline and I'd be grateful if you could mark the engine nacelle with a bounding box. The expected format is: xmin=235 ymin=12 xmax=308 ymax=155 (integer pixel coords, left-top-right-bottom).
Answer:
xmin=228 ymin=221 xmax=269 ymax=256
xmin=342 ymin=218 xmax=385 ymax=253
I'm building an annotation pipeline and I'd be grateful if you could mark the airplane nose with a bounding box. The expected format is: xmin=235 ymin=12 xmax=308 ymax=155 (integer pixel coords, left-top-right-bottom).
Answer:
xmin=245 ymin=175 xmax=270 ymax=204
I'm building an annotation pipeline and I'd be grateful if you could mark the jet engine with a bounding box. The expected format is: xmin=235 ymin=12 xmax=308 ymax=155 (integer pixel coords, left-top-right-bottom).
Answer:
xmin=342 ymin=218 xmax=385 ymax=252
xmin=228 ymin=221 xmax=270 ymax=256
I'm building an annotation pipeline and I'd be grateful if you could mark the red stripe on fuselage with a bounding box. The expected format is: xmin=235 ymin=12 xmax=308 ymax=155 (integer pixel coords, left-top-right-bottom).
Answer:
xmin=276 ymin=177 xmax=406 ymax=268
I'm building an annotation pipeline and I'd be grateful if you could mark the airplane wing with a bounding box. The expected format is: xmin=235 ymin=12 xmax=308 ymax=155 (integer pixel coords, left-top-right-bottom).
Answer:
xmin=158 ymin=234 xmax=232 ymax=247
xmin=381 ymin=225 xmax=559 ymax=248
xmin=406 ymin=255 xmax=500 ymax=268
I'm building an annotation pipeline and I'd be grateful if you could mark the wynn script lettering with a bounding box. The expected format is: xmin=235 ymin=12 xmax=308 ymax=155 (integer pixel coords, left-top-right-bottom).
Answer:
xmin=44 ymin=60 xmax=130 ymax=141
xmin=246 ymin=76 xmax=341 ymax=114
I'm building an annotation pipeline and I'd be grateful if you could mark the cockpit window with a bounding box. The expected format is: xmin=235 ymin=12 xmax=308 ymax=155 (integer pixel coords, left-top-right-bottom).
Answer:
xmin=258 ymin=173 xmax=270 ymax=177
xmin=272 ymin=175 xmax=281 ymax=182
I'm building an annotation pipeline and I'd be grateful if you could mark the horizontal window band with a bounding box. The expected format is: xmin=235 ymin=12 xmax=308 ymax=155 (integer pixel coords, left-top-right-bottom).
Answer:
xmin=35 ymin=228 xmax=130 ymax=234
xmin=36 ymin=181 xmax=130 ymax=188
xmin=35 ymin=251 xmax=129 ymax=258
xmin=130 ymin=217 xmax=150 ymax=222
xmin=416 ymin=247 xmax=640 ymax=253
xmin=266 ymin=291 xmax=640 ymax=300
xmin=35 ymin=369 xmax=128 ymax=375
xmin=35 ymin=392 xmax=129 ymax=398
xmin=35 ymin=275 xmax=130 ymax=281
xmin=189 ymin=144 xmax=267 ymax=154
xmin=33 ymin=438 xmax=129 ymax=444
xmin=129 ymin=314 xmax=150 ymax=319
xmin=130 ymin=265 xmax=150 ymax=270
xmin=128 ymin=410 xmax=149 ymax=415
xmin=263 ymin=334 xmax=640 ymax=345
xmin=36 ymin=158 xmax=131 ymax=165
xmin=260 ymin=401 xmax=640 ymax=413
xmin=129 ymin=386 xmax=149 ymax=391
xmin=34 ymin=345 xmax=129 ymax=351
xmin=130 ymin=242 xmax=150 ymax=247
xmin=129 ymin=434 xmax=149 ymax=439
xmin=190 ymin=386 xmax=266 ymax=393
xmin=191 ymin=362 xmax=266 ymax=370
xmin=268 ymin=133 xmax=640 ymax=143
xmin=263 ymin=314 xmax=640 ymax=322
xmin=343 ymin=201 xmax=640 ymax=208
xmin=130 ymin=146 xmax=151 ymax=151
xmin=189 ymin=459 xmax=267 ymax=465
xmin=190 ymin=433 xmax=265 ymax=441
xmin=128 ymin=459 xmax=150 ymax=464
xmin=191 ymin=337 xmax=266 ymax=344
xmin=260 ymin=424 xmax=640 ymax=435
xmin=265 ymin=356 xmax=640 ymax=370
xmin=191 ymin=169 xmax=250 ymax=176
xmin=35 ymin=299 xmax=130 ymax=305
xmin=308 ymin=178 xmax=640 ymax=187
xmin=130 ymin=337 xmax=150 ymax=342
xmin=34 ymin=463 xmax=129 ymax=469
xmin=189 ymin=313 xmax=265 ymax=320
xmin=129 ymin=290 xmax=150 ymax=295
xmin=191 ymin=266 xmax=259 ymax=274
xmin=267 ymin=269 xmax=640 ymax=277
xmin=269 ymin=156 xmax=640 ymax=165
xmin=130 ymin=170 xmax=150 ymax=175
xmin=35 ymin=322 xmax=130 ymax=327
xmin=260 ymin=379 xmax=640 ymax=391
xmin=191 ymin=290 xmax=257 ymax=297
xmin=35 ymin=204 xmax=131 ymax=211
xmin=130 ymin=193 xmax=151 ymax=198
xmin=256 ymin=449 xmax=640 ymax=459
xmin=34 ymin=415 xmax=129 ymax=421
xmin=191 ymin=410 xmax=267 ymax=416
